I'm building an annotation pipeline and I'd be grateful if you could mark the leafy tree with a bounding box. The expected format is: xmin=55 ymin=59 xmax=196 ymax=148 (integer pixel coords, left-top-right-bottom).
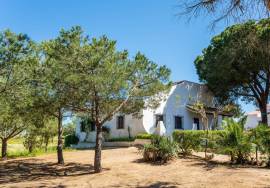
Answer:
xmin=79 ymin=116 xmax=95 ymax=141
xmin=24 ymin=118 xmax=57 ymax=152
xmin=195 ymin=19 xmax=270 ymax=124
xmin=0 ymin=30 xmax=37 ymax=94
xmin=24 ymin=126 xmax=39 ymax=153
xmin=0 ymin=99 xmax=26 ymax=159
xmin=0 ymin=30 xmax=37 ymax=160
xmin=39 ymin=119 xmax=58 ymax=151
xmin=187 ymin=101 xmax=210 ymax=158
xmin=178 ymin=0 xmax=270 ymax=26
xmin=67 ymin=32 xmax=171 ymax=172
xmin=63 ymin=121 xmax=76 ymax=136
xmin=37 ymin=27 xmax=83 ymax=164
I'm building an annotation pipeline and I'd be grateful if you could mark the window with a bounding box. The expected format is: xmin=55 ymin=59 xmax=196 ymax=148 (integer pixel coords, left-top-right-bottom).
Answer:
xmin=89 ymin=121 xmax=95 ymax=132
xmin=155 ymin=114 xmax=164 ymax=127
xmin=117 ymin=115 xmax=125 ymax=129
xmin=194 ymin=118 xmax=200 ymax=130
xmin=80 ymin=121 xmax=86 ymax=132
xmin=80 ymin=117 xmax=95 ymax=132
xmin=175 ymin=116 xmax=183 ymax=129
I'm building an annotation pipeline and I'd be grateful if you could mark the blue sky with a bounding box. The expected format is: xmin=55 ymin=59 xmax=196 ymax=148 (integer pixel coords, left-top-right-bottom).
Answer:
xmin=0 ymin=0 xmax=255 ymax=112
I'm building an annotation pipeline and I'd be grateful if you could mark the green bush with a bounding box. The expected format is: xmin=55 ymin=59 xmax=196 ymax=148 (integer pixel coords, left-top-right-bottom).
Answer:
xmin=102 ymin=126 xmax=110 ymax=134
xmin=136 ymin=133 xmax=153 ymax=139
xmin=173 ymin=130 xmax=203 ymax=155
xmin=249 ymin=124 xmax=270 ymax=165
xmin=142 ymin=135 xmax=178 ymax=163
xmin=172 ymin=130 xmax=225 ymax=156
xmin=218 ymin=118 xmax=251 ymax=164
xmin=63 ymin=122 xmax=76 ymax=136
xmin=107 ymin=137 xmax=135 ymax=142
xmin=64 ymin=134 xmax=79 ymax=147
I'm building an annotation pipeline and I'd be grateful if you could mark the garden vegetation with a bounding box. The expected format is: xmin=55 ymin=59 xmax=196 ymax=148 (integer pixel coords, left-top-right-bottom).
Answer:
xmin=0 ymin=27 xmax=171 ymax=174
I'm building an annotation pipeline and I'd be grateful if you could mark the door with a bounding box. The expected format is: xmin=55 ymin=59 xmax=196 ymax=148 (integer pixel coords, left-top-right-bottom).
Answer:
xmin=194 ymin=118 xmax=200 ymax=130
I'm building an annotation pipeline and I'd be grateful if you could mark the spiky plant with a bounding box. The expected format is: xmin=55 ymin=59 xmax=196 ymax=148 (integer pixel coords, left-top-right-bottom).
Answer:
xmin=219 ymin=117 xmax=251 ymax=164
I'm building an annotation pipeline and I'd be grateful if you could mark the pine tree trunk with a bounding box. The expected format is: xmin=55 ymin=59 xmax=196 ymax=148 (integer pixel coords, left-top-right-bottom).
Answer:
xmin=1 ymin=138 xmax=7 ymax=160
xmin=256 ymin=146 xmax=258 ymax=165
xmin=204 ymin=129 xmax=208 ymax=159
xmin=94 ymin=123 xmax=102 ymax=173
xmin=57 ymin=109 xmax=64 ymax=164
xmin=45 ymin=140 xmax=48 ymax=152
xmin=29 ymin=144 xmax=33 ymax=153
xmin=260 ymin=103 xmax=268 ymax=125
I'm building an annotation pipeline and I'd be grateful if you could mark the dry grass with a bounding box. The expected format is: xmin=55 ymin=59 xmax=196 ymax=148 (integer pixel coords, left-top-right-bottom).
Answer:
xmin=1 ymin=147 xmax=270 ymax=188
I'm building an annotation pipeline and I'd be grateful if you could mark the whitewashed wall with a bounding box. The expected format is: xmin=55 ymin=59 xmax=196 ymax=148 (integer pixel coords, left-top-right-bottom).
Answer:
xmin=142 ymin=81 xmax=220 ymax=136
xmin=245 ymin=112 xmax=270 ymax=129
xmin=75 ymin=80 xmax=223 ymax=142
xmin=75 ymin=114 xmax=145 ymax=142
xmin=104 ymin=113 xmax=145 ymax=138
xmin=245 ymin=114 xmax=260 ymax=129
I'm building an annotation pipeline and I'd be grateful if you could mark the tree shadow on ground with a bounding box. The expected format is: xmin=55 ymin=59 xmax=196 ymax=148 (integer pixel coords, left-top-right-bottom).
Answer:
xmin=184 ymin=155 xmax=270 ymax=171
xmin=132 ymin=154 xmax=270 ymax=171
xmin=137 ymin=181 xmax=179 ymax=188
xmin=110 ymin=181 xmax=179 ymax=188
xmin=75 ymin=146 xmax=133 ymax=151
xmin=0 ymin=158 xmax=110 ymax=185
xmin=132 ymin=158 xmax=173 ymax=166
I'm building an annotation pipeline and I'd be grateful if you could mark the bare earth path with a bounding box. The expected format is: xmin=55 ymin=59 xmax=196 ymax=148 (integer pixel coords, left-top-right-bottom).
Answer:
xmin=1 ymin=147 xmax=270 ymax=188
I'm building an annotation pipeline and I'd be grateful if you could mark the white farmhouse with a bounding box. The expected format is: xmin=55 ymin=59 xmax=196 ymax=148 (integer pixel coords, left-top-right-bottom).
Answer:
xmin=75 ymin=80 xmax=230 ymax=143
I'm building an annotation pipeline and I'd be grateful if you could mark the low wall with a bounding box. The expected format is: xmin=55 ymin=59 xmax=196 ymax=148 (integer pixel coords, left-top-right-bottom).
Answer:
xmin=72 ymin=139 xmax=151 ymax=149
xmin=103 ymin=141 xmax=133 ymax=147
xmin=103 ymin=139 xmax=151 ymax=147
xmin=133 ymin=139 xmax=151 ymax=146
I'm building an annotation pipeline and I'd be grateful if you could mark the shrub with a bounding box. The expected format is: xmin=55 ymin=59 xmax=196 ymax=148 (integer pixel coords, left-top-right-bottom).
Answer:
xmin=142 ymin=135 xmax=178 ymax=163
xmin=23 ymin=132 xmax=39 ymax=153
xmin=218 ymin=118 xmax=251 ymax=164
xmin=102 ymin=126 xmax=110 ymax=134
xmin=24 ymin=119 xmax=58 ymax=152
xmin=107 ymin=137 xmax=135 ymax=142
xmin=249 ymin=124 xmax=270 ymax=166
xmin=172 ymin=130 xmax=203 ymax=155
xmin=64 ymin=134 xmax=79 ymax=147
xmin=172 ymin=130 xmax=225 ymax=156
xmin=136 ymin=133 xmax=153 ymax=139
xmin=63 ymin=122 xmax=76 ymax=136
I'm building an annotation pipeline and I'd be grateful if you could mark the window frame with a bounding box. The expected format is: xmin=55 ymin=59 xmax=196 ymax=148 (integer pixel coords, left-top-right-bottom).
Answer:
xmin=174 ymin=115 xmax=183 ymax=130
xmin=116 ymin=115 xmax=125 ymax=129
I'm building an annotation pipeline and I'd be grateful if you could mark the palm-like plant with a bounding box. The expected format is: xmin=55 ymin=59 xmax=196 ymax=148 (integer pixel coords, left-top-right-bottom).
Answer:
xmin=250 ymin=124 xmax=270 ymax=166
xmin=219 ymin=117 xmax=251 ymax=163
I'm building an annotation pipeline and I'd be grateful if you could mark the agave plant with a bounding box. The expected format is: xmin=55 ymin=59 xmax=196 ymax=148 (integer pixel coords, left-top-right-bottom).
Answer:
xmin=142 ymin=135 xmax=179 ymax=163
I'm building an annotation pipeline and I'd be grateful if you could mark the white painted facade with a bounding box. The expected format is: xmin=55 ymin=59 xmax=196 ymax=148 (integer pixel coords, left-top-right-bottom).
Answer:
xmin=75 ymin=80 xmax=226 ymax=142
xmin=245 ymin=105 xmax=270 ymax=129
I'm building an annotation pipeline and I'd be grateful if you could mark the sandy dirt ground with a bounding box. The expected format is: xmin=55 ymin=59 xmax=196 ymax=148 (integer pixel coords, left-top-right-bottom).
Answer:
xmin=1 ymin=147 xmax=270 ymax=188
